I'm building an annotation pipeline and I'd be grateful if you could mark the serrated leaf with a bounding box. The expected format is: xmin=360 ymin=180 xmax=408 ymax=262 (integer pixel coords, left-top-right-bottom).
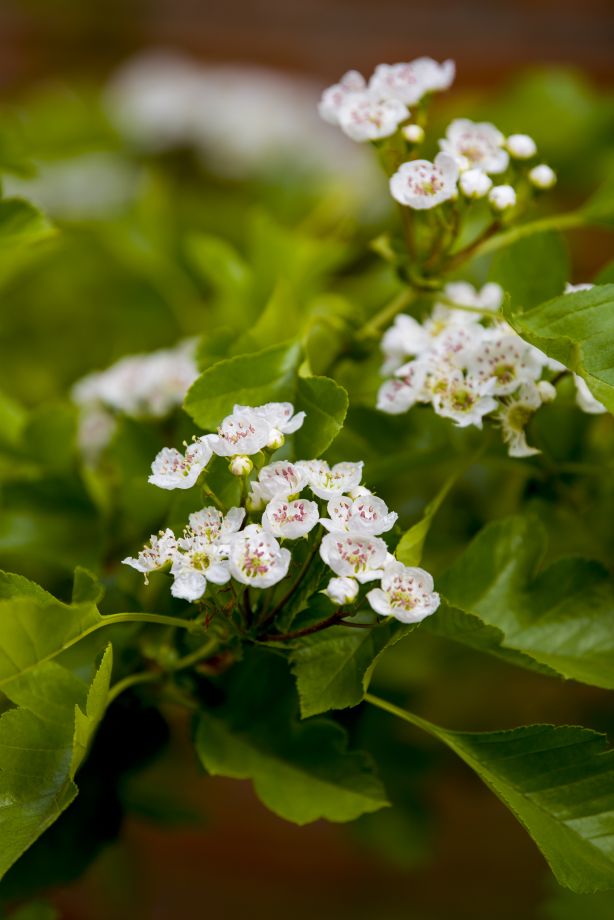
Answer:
xmin=367 ymin=695 xmax=614 ymax=893
xmin=0 ymin=647 xmax=112 ymax=878
xmin=194 ymin=650 xmax=388 ymax=824
xmin=184 ymin=341 xmax=302 ymax=430
xmin=431 ymin=516 xmax=614 ymax=689
xmin=0 ymin=198 xmax=55 ymax=247
xmin=291 ymin=619 xmax=413 ymax=718
xmin=505 ymin=284 xmax=614 ymax=412
xmin=294 ymin=375 xmax=348 ymax=458
xmin=395 ymin=472 xmax=459 ymax=567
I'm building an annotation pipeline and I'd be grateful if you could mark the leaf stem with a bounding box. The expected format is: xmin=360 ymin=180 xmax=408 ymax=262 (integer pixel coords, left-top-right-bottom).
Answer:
xmin=364 ymin=692 xmax=432 ymax=734
xmin=260 ymin=608 xmax=346 ymax=642
xmin=101 ymin=612 xmax=203 ymax=632
xmin=357 ymin=287 xmax=417 ymax=340
xmin=107 ymin=636 xmax=220 ymax=704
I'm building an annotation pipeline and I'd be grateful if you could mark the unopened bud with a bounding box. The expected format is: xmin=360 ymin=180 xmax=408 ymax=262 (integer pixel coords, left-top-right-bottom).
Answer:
xmin=506 ymin=133 xmax=537 ymax=159
xmin=266 ymin=428 xmax=285 ymax=450
xmin=402 ymin=124 xmax=425 ymax=144
xmin=529 ymin=164 xmax=556 ymax=190
xmin=229 ymin=455 xmax=253 ymax=476
xmin=489 ymin=184 xmax=516 ymax=211
xmin=459 ymin=168 xmax=492 ymax=199
xmin=324 ymin=576 xmax=359 ymax=605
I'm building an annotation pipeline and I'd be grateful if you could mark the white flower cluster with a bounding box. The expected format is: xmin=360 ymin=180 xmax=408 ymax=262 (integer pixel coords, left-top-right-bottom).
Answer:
xmin=319 ymin=60 xmax=556 ymax=213
xmin=72 ymin=340 xmax=199 ymax=459
xmin=377 ymin=281 xmax=605 ymax=457
xmin=124 ymin=402 xmax=440 ymax=625
xmin=319 ymin=58 xmax=454 ymax=143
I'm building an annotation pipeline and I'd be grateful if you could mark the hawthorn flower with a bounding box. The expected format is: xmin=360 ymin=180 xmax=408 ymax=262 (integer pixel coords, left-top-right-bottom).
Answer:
xmin=184 ymin=506 xmax=245 ymax=547
xmin=254 ymin=460 xmax=306 ymax=501
xmin=324 ymin=576 xmax=359 ymax=605
xmin=429 ymin=369 xmax=498 ymax=429
xmin=338 ymin=94 xmax=409 ymax=142
xmin=320 ymin=494 xmax=398 ymax=536
xmin=390 ymin=154 xmax=458 ymax=209
xmin=377 ymin=361 xmax=428 ymax=414
xmin=234 ymin=401 xmax=306 ymax=447
xmin=229 ymin=524 xmax=291 ymax=588
xmin=148 ymin=438 xmax=212 ymax=490
xmin=506 ymin=133 xmax=537 ymax=159
xmin=298 ymin=460 xmax=364 ymax=500
xmin=574 ymin=376 xmax=607 ymax=415
xmin=367 ymin=561 xmax=440 ymax=623
xmin=444 ymin=281 xmax=504 ymax=314
xmin=320 ymin=532 xmax=388 ymax=583
xmin=122 ymin=529 xmax=177 ymax=582
xmin=529 ymin=164 xmax=556 ymax=189
xmin=439 ymin=119 xmax=508 ymax=174
xmin=459 ymin=168 xmax=492 ymax=199
xmin=369 ymin=58 xmax=455 ymax=106
xmin=489 ymin=184 xmax=517 ymax=211
xmin=170 ymin=538 xmax=231 ymax=601
xmin=318 ymin=70 xmax=367 ymax=125
xmin=210 ymin=409 xmax=272 ymax=456
xmin=469 ymin=332 xmax=544 ymax=396
xmin=262 ymin=497 xmax=320 ymax=539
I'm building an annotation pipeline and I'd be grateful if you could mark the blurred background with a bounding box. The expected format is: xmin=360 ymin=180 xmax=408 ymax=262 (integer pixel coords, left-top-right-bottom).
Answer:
xmin=0 ymin=2 xmax=613 ymax=919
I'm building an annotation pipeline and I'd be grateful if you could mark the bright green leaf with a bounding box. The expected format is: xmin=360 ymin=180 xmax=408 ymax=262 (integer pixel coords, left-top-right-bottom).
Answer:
xmin=0 ymin=198 xmax=55 ymax=248
xmin=489 ymin=231 xmax=568 ymax=310
xmin=431 ymin=516 xmax=614 ymax=690
xmin=294 ymin=375 xmax=348 ymax=458
xmin=505 ymin=284 xmax=614 ymax=412
xmin=367 ymin=694 xmax=614 ymax=893
xmin=184 ymin=341 xmax=302 ymax=430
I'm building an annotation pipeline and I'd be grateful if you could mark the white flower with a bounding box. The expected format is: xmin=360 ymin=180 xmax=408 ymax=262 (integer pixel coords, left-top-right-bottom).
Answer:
xmin=229 ymin=455 xmax=254 ymax=476
xmin=122 ymin=528 xmax=177 ymax=581
xmin=377 ymin=367 xmax=425 ymax=414
xmin=338 ymin=93 xmax=409 ymax=142
xmin=234 ymin=401 xmax=305 ymax=436
xmin=459 ymin=168 xmax=492 ymax=199
xmin=324 ymin=576 xmax=359 ymax=605
xmin=403 ymin=124 xmax=424 ymax=144
xmin=489 ymin=184 xmax=517 ymax=211
xmin=429 ymin=369 xmax=498 ymax=428
xmin=184 ymin=506 xmax=245 ymax=547
xmin=320 ymin=532 xmax=388 ymax=583
xmin=228 ymin=524 xmax=291 ymax=588
xmin=574 ymin=376 xmax=607 ymax=415
xmin=320 ymin=494 xmax=398 ymax=536
xmin=255 ymin=461 xmax=306 ymax=501
xmin=298 ymin=460 xmax=364 ymax=500
xmin=210 ymin=410 xmax=271 ymax=456
xmin=369 ymin=58 xmax=455 ymax=106
xmin=381 ymin=314 xmax=431 ymax=370
xmin=390 ymin=154 xmax=458 ymax=209
xmin=469 ymin=331 xmax=544 ymax=396
xmin=262 ymin=497 xmax=320 ymax=539
xmin=318 ymin=70 xmax=367 ymax=125
xmin=439 ymin=119 xmax=508 ymax=174
xmin=444 ymin=281 xmax=504 ymax=314
xmin=506 ymin=134 xmax=537 ymax=159
xmin=498 ymin=382 xmax=545 ymax=457
xmin=529 ymin=164 xmax=556 ymax=189
xmin=565 ymin=282 xmax=594 ymax=294
xmin=170 ymin=538 xmax=231 ymax=602
xmin=367 ymin=560 xmax=439 ymax=623
xmin=148 ymin=438 xmax=212 ymax=490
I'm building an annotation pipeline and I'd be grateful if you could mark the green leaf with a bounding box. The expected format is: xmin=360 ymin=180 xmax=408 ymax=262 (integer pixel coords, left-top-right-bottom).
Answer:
xmin=291 ymin=620 xmax=414 ymax=717
xmin=431 ymin=516 xmax=614 ymax=690
xmin=0 ymin=389 xmax=27 ymax=448
xmin=505 ymin=284 xmax=614 ymax=412
xmin=184 ymin=341 xmax=302 ymax=430
xmin=186 ymin=233 xmax=252 ymax=301
xmin=0 ymin=198 xmax=55 ymax=248
xmin=581 ymin=171 xmax=614 ymax=228
xmin=7 ymin=902 xmax=59 ymax=920
xmin=294 ymin=375 xmax=348 ymax=458
xmin=0 ymin=647 xmax=112 ymax=879
xmin=194 ymin=650 xmax=388 ymax=824
xmin=489 ymin=231 xmax=568 ymax=310
xmin=366 ymin=695 xmax=614 ymax=893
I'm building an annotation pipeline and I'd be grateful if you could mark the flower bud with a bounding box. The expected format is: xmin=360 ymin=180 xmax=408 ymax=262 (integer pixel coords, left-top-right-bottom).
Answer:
xmin=506 ymin=133 xmax=537 ymax=159
xmin=529 ymin=164 xmax=556 ymax=189
xmin=489 ymin=184 xmax=517 ymax=211
xmin=229 ymin=455 xmax=253 ymax=476
xmin=245 ymin=490 xmax=264 ymax=512
xmin=459 ymin=168 xmax=492 ymax=199
xmin=266 ymin=428 xmax=285 ymax=450
xmin=402 ymin=123 xmax=425 ymax=144
xmin=537 ymin=380 xmax=557 ymax=403
xmin=324 ymin=576 xmax=359 ymax=605
xmin=349 ymin=485 xmax=371 ymax=499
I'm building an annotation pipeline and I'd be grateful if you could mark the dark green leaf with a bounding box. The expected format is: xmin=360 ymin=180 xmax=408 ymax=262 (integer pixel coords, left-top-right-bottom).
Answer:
xmin=489 ymin=231 xmax=568 ymax=310
xmin=0 ymin=198 xmax=55 ymax=247
xmin=195 ymin=650 xmax=388 ymax=824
